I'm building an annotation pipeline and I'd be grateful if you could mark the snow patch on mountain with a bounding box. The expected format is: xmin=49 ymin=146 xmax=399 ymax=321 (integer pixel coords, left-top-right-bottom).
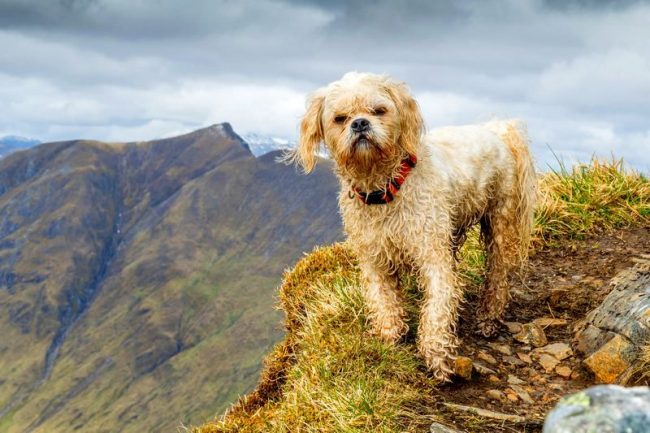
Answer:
xmin=243 ymin=133 xmax=295 ymax=157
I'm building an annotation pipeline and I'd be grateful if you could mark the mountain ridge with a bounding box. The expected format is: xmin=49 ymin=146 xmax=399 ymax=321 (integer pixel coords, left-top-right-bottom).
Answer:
xmin=0 ymin=123 xmax=342 ymax=432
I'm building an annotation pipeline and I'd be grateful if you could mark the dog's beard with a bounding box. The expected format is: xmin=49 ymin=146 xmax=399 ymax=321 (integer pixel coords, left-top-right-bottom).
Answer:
xmin=351 ymin=133 xmax=379 ymax=156
xmin=334 ymin=130 xmax=403 ymax=190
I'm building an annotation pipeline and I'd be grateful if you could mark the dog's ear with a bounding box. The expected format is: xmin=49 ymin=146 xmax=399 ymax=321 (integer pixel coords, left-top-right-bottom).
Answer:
xmin=384 ymin=80 xmax=424 ymax=156
xmin=291 ymin=92 xmax=325 ymax=173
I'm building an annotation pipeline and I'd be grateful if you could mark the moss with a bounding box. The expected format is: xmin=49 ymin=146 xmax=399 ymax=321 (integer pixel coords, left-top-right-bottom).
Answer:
xmin=559 ymin=391 xmax=591 ymax=407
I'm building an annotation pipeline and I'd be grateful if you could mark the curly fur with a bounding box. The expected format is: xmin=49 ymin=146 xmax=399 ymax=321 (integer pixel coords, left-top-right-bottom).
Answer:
xmin=290 ymin=72 xmax=537 ymax=381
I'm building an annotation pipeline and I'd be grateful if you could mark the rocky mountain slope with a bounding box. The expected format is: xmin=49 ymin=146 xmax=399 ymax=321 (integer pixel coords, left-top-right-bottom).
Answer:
xmin=0 ymin=124 xmax=342 ymax=433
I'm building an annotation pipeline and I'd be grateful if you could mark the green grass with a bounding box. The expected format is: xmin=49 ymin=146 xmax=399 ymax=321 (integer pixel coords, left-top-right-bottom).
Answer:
xmin=534 ymin=158 xmax=649 ymax=244
xmin=193 ymin=159 xmax=649 ymax=433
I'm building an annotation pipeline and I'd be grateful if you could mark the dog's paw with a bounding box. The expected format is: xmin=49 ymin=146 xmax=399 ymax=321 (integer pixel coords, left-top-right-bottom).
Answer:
xmin=421 ymin=352 xmax=454 ymax=383
xmin=418 ymin=343 xmax=455 ymax=383
xmin=476 ymin=319 xmax=500 ymax=338
xmin=372 ymin=315 xmax=408 ymax=344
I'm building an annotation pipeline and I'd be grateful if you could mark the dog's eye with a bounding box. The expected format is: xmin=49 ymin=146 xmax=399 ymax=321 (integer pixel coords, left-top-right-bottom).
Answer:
xmin=334 ymin=115 xmax=348 ymax=124
xmin=373 ymin=107 xmax=387 ymax=116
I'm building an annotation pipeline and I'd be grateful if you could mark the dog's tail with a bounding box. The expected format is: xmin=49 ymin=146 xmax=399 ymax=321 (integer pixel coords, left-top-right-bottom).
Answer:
xmin=499 ymin=120 xmax=538 ymax=268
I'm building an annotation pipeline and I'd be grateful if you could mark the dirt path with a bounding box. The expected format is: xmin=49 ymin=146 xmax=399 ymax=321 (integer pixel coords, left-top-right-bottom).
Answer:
xmin=435 ymin=227 xmax=650 ymax=432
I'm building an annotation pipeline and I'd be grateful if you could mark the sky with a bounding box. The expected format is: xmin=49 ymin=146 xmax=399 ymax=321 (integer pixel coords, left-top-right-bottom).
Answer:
xmin=0 ymin=0 xmax=649 ymax=171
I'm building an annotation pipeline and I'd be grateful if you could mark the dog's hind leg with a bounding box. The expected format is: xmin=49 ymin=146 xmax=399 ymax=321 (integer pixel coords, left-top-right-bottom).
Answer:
xmin=476 ymin=195 xmax=523 ymax=337
xmin=361 ymin=261 xmax=408 ymax=344
xmin=477 ymin=124 xmax=536 ymax=337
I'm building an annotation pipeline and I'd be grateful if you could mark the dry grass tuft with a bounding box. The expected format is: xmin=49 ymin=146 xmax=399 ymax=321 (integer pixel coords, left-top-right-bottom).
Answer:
xmin=192 ymin=159 xmax=649 ymax=433
xmin=194 ymin=244 xmax=438 ymax=432
xmin=534 ymin=158 xmax=649 ymax=245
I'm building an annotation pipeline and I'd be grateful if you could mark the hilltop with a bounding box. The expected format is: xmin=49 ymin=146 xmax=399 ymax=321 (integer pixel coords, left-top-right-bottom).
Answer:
xmin=193 ymin=160 xmax=650 ymax=433
xmin=0 ymin=124 xmax=342 ymax=432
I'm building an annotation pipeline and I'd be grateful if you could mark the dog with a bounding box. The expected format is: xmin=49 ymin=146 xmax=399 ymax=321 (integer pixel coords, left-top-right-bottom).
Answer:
xmin=289 ymin=72 xmax=536 ymax=381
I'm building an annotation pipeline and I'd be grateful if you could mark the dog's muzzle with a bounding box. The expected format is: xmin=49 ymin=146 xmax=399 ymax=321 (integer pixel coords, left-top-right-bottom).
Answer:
xmin=350 ymin=117 xmax=370 ymax=133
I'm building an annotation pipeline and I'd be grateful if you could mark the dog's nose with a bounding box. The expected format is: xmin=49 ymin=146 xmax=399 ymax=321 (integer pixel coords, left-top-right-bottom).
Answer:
xmin=350 ymin=118 xmax=370 ymax=133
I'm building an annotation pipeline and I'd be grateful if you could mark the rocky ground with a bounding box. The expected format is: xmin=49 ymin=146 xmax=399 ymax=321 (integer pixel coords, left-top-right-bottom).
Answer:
xmin=434 ymin=226 xmax=650 ymax=432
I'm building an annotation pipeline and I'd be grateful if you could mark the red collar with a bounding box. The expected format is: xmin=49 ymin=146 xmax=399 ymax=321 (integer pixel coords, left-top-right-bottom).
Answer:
xmin=352 ymin=155 xmax=417 ymax=205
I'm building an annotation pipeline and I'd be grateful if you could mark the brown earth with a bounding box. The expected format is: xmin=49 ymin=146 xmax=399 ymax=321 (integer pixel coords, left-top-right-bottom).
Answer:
xmin=436 ymin=226 xmax=650 ymax=432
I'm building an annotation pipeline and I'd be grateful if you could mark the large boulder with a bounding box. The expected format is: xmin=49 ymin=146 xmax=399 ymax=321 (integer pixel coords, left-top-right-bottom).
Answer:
xmin=543 ymin=385 xmax=650 ymax=433
xmin=574 ymin=258 xmax=650 ymax=383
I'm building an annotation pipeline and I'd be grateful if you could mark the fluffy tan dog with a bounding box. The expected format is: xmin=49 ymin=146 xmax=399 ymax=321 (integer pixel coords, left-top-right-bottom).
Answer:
xmin=290 ymin=72 xmax=536 ymax=381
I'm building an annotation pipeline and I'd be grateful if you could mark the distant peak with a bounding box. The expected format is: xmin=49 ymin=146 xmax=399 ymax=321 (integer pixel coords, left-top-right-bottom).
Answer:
xmin=201 ymin=123 xmax=250 ymax=154
xmin=0 ymin=135 xmax=41 ymax=146
xmin=241 ymin=132 xmax=295 ymax=157
xmin=205 ymin=122 xmax=233 ymax=134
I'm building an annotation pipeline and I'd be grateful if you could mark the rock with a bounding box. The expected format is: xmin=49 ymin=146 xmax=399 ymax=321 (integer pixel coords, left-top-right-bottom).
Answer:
xmin=510 ymin=384 xmax=534 ymax=404
xmin=589 ymin=278 xmax=604 ymax=287
xmin=507 ymin=374 xmax=525 ymax=385
xmin=453 ymin=356 xmax=473 ymax=380
xmin=534 ymin=317 xmax=569 ymax=327
xmin=538 ymin=354 xmax=560 ymax=372
xmin=582 ymin=334 xmax=637 ymax=384
xmin=549 ymin=286 xmax=570 ymax=306
xmin=504 ymin=321 xmax=523 ymax=334
xmin=555 ymin=365 xmax=572 ymax=378
xmin=488 ymin=374 xmax=501 ymax=383
xmin=574 ymin=261 xmax=650 ymax=384
xmin=531 ymin=374 xmax=547 ymax=384
xmin=543 ymin=385 xmax=650 ymax=433
xmin=505 ymin=389 xmax=519 ymax=402
xmin=517 ymin=352 xmax=532 ymax=364
xmin=533 ymin=342 xmax=573 ymax=361
xmin=522 ymin=367 xmax=537 ymax=377
xmin=477 ymin=351 xmax=498 ymax=365
xmin=503 ymin=355 xmax=525 ymax=366
xmin=570 ymin=370 xmax=583 ymax=380
xmin=487 ymin=389 xmax=506 ymax=402
xmin=473 ymin=361 xmax=496 ymax=375
xmin=514 ymin=323 xmax=548 ymax=348
xmin=430 ymin=422 xmax=462 ymax=433
xmin=488 ymin=343 xmax=513 ymax=356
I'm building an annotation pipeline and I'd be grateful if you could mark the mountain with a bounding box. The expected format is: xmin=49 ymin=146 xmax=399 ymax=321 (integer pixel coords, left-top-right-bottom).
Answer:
xmin=242 ymin=133 xmax=294 ymax=157
xmin=0 ymin=136 xmax=41 ymax=159
xmin=0 ymin=123 xmax=342 ymax=433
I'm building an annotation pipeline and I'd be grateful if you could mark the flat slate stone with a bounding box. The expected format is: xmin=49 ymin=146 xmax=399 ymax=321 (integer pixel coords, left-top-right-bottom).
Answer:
xmin=430 ymin=421 xmax=463 ymax=433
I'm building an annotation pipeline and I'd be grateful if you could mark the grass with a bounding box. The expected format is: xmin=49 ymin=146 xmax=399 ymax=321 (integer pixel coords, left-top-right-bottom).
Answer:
xmin=534 ymin=158 xmax=649 ymax=245
xmin=192 ymin=159 xmax=649 ymax=433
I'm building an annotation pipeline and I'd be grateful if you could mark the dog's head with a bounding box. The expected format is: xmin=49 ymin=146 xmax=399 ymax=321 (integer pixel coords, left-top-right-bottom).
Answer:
xmin=293 ymin=72 xmax=424 ymax=182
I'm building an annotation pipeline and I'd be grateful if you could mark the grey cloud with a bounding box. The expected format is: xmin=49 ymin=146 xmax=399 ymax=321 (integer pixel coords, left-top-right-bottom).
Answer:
xmin=0 ymin=0 xmax=212 ymax=38
xmin=0 ymin=0 xmax=649 ymax=170
xmin=542 ymin=0 xmax=648 ymax=11
xmin=0 ymin=0 xmax=330 ymax=41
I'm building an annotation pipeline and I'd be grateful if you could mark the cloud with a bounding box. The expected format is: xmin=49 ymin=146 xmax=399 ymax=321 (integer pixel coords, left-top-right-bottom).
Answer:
xmin=533 ymin=50 xmax=650 ymax=113
xmin=0 ymin=0 xmax=332 ymax=40
xmin=0 ymin=71 xmax=306 ymax=142
xmin=0 ymin=0 xmax=649 ymax=171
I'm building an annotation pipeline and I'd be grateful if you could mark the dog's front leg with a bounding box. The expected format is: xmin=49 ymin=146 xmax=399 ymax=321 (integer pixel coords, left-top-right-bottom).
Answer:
xmin=360 ymin=260 xmax=408 ymax=344
xmin=417 ymin=256 xmax=460 ymax=382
